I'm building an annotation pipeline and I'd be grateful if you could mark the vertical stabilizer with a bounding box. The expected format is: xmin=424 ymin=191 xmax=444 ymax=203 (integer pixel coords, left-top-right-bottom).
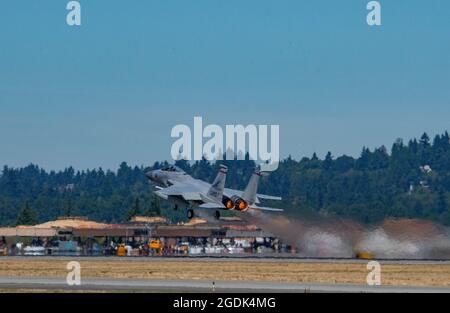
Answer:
xmin=207 ymin=165 xmax=228 ymax=203
xmin=242 ymin=169 xmax=262 ymax=205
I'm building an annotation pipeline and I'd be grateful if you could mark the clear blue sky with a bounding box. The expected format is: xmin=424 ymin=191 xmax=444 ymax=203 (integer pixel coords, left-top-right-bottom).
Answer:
xmin=1 ymin=0 xmax=449 ymax=170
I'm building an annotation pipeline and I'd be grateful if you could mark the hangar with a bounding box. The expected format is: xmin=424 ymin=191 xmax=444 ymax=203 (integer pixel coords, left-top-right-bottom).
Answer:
xmin=0 ymin=216 xmax=286 ymax=256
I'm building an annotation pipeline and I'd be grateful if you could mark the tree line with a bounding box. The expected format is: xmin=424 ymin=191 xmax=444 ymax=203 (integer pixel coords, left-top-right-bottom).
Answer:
xmin=1 ymin=132 xmax=449 ymax=226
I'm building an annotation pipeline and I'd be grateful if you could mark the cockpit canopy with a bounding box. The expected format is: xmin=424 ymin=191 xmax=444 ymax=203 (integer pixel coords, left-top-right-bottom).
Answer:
xmin=160 ymin=165 xmax=185 ymax=173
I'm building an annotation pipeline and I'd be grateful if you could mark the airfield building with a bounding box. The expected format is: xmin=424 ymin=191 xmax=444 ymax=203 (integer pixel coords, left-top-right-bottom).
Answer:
xmin=0 ymin=216 xmax=288 ymax=256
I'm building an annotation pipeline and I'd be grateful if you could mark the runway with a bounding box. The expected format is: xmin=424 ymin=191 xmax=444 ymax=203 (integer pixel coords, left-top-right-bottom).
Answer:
xmin=2 ymin=256 xmax=450 ymax=292
xmin=1 ymin=276 xmax=450 ymax=293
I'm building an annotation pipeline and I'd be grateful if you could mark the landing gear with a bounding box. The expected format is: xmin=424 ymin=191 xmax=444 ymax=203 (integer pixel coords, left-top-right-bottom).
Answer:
xmin=187 ymin=209 xmax=194 ymax=219
xmin=215 ymin=210 xmax=221 ymax=220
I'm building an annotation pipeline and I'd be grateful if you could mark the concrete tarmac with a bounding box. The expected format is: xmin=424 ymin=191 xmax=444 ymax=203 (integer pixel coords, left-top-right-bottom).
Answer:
xmin=0 ymin=276 xmax=449 ymax=293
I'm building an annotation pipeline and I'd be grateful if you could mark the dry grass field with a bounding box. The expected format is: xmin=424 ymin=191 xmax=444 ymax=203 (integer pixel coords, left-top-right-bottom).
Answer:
xmin=1 ymin=258 xmax=450 ymax=287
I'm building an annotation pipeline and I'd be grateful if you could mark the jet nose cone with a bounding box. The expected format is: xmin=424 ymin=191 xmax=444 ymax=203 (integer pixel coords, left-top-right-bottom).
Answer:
xmin=145 ymin=170 xmax=156 ymax=180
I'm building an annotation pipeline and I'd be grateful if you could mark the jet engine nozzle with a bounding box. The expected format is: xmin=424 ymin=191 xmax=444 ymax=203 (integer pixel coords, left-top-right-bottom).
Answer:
xmin=231 ymin=196 xmax=249 ymax=211
xmin=222 ymin=197 xmax=235 ymax=210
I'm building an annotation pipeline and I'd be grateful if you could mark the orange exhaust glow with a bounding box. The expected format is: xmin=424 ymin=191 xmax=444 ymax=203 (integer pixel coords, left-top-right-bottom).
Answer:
xmin=237 ymin=200 xmax=248 ymax=211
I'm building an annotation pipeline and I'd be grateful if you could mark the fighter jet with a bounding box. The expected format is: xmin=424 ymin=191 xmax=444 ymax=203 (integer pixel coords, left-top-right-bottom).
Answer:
xmin=146 ymin=165 xmax=283 ymax=219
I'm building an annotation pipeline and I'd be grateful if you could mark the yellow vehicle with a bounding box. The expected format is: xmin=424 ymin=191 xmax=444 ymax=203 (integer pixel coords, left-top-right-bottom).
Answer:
xmin=149 ymin=240 xmax=161 ymax=249
xmin=149 ymin=240 xmax=163 ymax=255
xmin=356 ymin=251 xmax=374 ymax=260
xmin=116 ymin=244 xmax=127 ymax=257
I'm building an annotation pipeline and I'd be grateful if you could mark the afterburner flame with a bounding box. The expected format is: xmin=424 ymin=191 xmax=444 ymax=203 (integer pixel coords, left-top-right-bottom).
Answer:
xmin=225 ymin=199 xmax=234 ymax=209
xmin=236 ymin=199 xmax=248 ymax=211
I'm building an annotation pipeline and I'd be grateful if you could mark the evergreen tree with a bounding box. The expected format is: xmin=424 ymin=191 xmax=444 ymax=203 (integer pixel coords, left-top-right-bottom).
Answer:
xmin=16 ymin=202 xmax=38 ymax=226
xmin=436 ymin=190 xmax=447 ymax=215
xmin=125 ymin=197 xmax=141 ymax=221
xmin=65 ymin=198 xmax=72 ymax=217
xmin=146 ymin=195 xmax=161 ymax=216
xmin=323 ymin=152 xmax=333 ymax=171
xmin=0 ymin=131 xmax=449 ymax=226
xmin=420 ymin=132 xmax=430 ymax=146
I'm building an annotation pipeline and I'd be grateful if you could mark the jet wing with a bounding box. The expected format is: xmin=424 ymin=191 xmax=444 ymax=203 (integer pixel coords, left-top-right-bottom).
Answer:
xmin=249 ymin=205 xmax=284 ymax=212
xmin=198 ymin=202 xmax=226 ymax=209
xmin=154 ymin=184 xmax=224 ymax=205
xmin=154 ymin=184 xmax=203 ymax=201
xmin=256 ymin=194 xmax=282 ymax=201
